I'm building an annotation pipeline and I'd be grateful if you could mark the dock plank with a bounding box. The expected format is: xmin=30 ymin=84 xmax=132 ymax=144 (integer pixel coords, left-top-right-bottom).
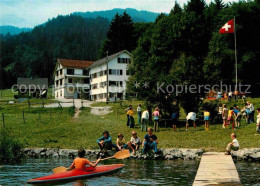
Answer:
xmin=193 ymin=152 xmax=242 ymax=186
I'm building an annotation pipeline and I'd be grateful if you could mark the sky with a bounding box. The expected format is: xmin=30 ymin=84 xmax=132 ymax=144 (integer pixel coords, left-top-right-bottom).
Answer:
xmin=0 ymin=0 xmax=238 ymax=28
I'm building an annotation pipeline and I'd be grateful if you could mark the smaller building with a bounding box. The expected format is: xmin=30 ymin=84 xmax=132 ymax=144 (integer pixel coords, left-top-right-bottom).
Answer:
xmin=54 ymin=59 xmax=94 ymax=99
xmin=17 ymin=78 xmax=48 ymax=98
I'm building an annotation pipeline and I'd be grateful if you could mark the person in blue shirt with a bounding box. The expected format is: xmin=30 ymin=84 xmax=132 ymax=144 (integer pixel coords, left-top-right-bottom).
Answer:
xmin=233 ymin=106 xmax=242 ymax=128
xmin=172 ymin=109 xmax=179 ymax=132
xmin=142 ymin=127 xmax=158 ymax=154
xmin=96 ymin=131 xmax=118 ymax=156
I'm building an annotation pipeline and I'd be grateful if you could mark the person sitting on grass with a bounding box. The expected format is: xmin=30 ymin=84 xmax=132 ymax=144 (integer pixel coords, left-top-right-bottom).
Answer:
xmin=225 ymin=133 xmax=239 ymax=155
xmin=96 ymin=130 xmax=117 ymax=156
xmin=127 ymin=130 xmax=141 ymax=155
xmin=69 ymin=148 xmax=101 ymax=170
xmin=256 ymin=108 xmax=260 ymax=134
xmin=116 ymin=133 xmax=128 ymax=151
xmin=142 ymin=127 xmax=159 ymax=154
xmin=186 ymin=111 xmax=196 ymax=131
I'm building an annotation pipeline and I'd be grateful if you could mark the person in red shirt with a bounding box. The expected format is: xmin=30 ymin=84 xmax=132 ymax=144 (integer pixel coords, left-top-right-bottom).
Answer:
xmin=69 ymin=149 xmax=100 ymax=170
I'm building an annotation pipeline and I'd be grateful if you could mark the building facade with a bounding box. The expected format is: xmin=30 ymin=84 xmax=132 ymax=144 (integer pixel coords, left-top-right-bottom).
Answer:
xmin=54 ymin=59 xmax=93 ymax=99
xmin=54 ymin=50 xmax=132 ymax=101
xmin=88 ymin=50 xmax=132 ymax=101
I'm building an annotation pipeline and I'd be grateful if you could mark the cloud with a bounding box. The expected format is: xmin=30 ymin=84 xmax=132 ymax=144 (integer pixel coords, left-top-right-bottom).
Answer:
xmin=0 ymin=0 xmax=238 ymax=28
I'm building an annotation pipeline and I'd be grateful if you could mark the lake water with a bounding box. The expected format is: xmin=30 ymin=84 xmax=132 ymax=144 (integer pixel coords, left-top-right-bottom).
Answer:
xmin=0 ymin=158 xmax=259 ymax=185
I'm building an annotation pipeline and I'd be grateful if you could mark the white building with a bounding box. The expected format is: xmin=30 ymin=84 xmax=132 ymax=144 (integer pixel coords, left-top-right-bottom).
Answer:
xmin=54 ymin=50 xmax=132 ymax=101
xmin=54 ymin=59 xmax=93 ymax=99
xmin=88 ymin=50 xmax=132 ymax=101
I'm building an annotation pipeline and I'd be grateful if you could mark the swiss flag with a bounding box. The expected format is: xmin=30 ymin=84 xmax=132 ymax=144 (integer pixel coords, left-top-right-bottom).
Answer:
xmin=219 ymin=19 xmax=234 ymax=34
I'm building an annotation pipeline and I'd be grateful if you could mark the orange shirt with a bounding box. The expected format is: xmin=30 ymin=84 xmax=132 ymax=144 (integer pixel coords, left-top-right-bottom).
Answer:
xmin=73 ymin=157 xmax=90 ymax=169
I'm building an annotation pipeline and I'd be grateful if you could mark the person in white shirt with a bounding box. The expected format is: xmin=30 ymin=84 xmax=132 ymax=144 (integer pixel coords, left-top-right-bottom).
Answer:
xmin=247 ymin=101 xmax=255 ymax=123
xmin=228 ymin=91 xmax=233 ymax=101
xmin=256 ymin=108 xmax=260 ymax=134
xmin=141 ymin=109 xmax=149 ymax=132
xmin=127 ymin=131 xmax=141 ymax=155
xmin=186 ymin=112 xmax=197 ymax=131
xmin=137 ymin=104 xmax=142 ymax=125
xmin=225 ymin=133 xmax=239 ymax=155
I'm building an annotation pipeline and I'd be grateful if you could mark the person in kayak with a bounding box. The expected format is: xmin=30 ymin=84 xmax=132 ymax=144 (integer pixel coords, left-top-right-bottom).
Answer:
xmin=69 ymin=149 xmax=101 ymax=170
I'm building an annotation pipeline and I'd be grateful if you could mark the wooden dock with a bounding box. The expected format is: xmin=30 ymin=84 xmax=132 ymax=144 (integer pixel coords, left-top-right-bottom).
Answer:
xmin=193 ymin=152 xmax=242 ymax=186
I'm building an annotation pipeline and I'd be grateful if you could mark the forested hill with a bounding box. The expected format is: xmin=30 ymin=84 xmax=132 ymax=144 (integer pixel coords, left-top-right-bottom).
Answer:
xmin=0 ymin=25 xmax=32 ymax=35
xmin=74 ymin=8 xmax=159 ymax=22
xmin=0 ymin=15 xmax=110 ymax=87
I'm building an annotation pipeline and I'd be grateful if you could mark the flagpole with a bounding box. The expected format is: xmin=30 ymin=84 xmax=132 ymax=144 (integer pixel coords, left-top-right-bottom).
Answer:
xmin=234 ymin=16 xmax=238 ymax=91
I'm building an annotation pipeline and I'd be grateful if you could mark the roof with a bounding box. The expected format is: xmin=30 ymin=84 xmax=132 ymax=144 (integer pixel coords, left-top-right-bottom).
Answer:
xmin=58 ymin=59 xmax=94 ymax=69
xmin=88 ymin=50 xmax=132 ymax=69
xmin=17 ymin=78 xmax=48 ymax=90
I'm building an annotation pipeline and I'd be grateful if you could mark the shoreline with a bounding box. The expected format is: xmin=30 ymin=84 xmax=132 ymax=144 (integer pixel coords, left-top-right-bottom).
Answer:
xmin=22 ymin=148 xmax=260 ymax=161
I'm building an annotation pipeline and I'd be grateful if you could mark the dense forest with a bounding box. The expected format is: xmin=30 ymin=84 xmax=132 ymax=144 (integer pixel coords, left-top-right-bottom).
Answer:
xmin=126 ymin=0 xmax=260 ymax=113
xmin=0 ymin=0 xmax=259 ymax=113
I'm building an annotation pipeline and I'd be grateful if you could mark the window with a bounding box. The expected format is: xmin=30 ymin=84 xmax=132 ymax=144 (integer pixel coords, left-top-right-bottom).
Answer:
xmin=56 ymin=81 xmax=58 ymax=87
xmin=60 ymin=79 xmax=63 ymax=86
xmin=67 ymin=69 xmax=74 ymax=75
xmin=60 ymin=90 xmax=62 ymax=97
xmin=100 ymin=82 xmax=107 ymax=88
xmin=83 ymin=78 xmax=89 ymax=84
xmin=109 ymin=69 xmax=123 ymax=75
xmin=100 ymin=71 xmax=103 ymax=76
xmin=60 ymin=69 xmax=63 ymax=75
xmin=68 ymin=78 xmax=72 ymax=83
xmin=83 ymin=70 xmax=89 ymax=76
xmin=109 ymin=81 xmax=123 ymax=87
xmin=56 ymin=71 xmax=59 ymax=76
xmin=92 ymin=83 xmax=98 ymax=89
xmin=118 ymin=58 xmax=131 ymax=64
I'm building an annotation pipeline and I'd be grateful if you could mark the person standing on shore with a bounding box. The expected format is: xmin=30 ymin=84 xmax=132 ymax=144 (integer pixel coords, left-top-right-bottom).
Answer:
xmin=172 ymin=109 xmax=179 ymax=132
xmin=141 ymin=108 xmax=149 ymax=132
xmin=204 ymin=109 xmax=210 ymax=131
xmin=247 ymin=101 xmax=255 ymax=123
xmin=186 ymin=111 xmax=196 ymax=131
xmin=125 ymin=105 xmax=132 ymax=127
xmin=256 ymin=108 xmax=260 ymax=134
xmin=127 ymin=107 xmax=135 ymax=128
xmin=152 ymin=108 xmax=160 ymax=132
xmin=222 ymin=104 xmax=229 ymax=129
xmin=137 ymin=104 xmax=142 ymax=125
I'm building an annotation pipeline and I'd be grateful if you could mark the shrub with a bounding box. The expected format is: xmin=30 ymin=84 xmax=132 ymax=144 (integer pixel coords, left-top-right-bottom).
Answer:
xmin=0 ymin=130 xmax=24 ymax=164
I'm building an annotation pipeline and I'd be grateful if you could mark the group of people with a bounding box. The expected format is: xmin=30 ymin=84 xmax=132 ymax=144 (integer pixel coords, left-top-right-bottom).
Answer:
xmin=125 ymin=104 xmax=160 ymax=132
xmin=216 ymin=90 xmax=246 ymax=102
xmin=96 ymin=128 xmax=159 ymax=156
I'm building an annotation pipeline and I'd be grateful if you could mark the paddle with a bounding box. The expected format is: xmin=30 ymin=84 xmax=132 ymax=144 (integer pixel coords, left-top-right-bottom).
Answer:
xmin=52 ymin=150 xmax=130 ymax=174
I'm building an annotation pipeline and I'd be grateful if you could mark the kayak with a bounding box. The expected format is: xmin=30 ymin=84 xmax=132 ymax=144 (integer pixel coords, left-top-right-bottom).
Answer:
xmin=27 ymin=164 xmax=125 ymax=184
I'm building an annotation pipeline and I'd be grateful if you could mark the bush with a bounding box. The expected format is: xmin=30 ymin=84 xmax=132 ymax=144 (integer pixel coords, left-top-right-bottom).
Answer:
xmin=0 ymin=130 xmax=24 ymax=164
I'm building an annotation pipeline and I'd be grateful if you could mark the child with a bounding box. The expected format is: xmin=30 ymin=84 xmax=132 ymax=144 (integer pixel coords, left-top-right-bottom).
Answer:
xmin=204 ymin=109 xmax=210 ymax=131
xmin=96 ymin=131 xmax=117 ymax=155
xmin=125 ymin=105 xmax=132 ymax=126
xmin=256 ymin=108 xmax=260 ymax=134
xmin=233 ymin=106 xmax=242 ymax=128
xmin=116 ymin=134 xmax=128 ymax=151
xmin=127 ymin=130 xmax=141 ymax=155
xmin=127 ymin=107 xmax=135 ymax=128
xmin=142 ymin=128 xmax=158 ymax=154
xmin=225 ymin=133 xmax=239 ymax=155
xmin=141 ymin=108 xmax=149 ymax=132
xmin=222 ymin=104 xmax=229 ymax=129
xmin=218 ymin=103 xmax=223 ymax=122
xmin=186 ymin=112 xmax=196 ymax=131
xmin=172 ymin=109 xmax=179 ymax=132
xmin=137 ymin=104 xmax=142 ymax=125
xmin=227 ymin=107 xmax=235 ymax=129
xmin=152 ymin=108 xmax=160 ymax=132
xmin=69 ymin=148 xmax=100 ymax=170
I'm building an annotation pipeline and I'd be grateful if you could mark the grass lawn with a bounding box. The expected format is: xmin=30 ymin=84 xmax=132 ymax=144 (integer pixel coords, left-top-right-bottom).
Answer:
xmin=0 ymin=89 xmax=259 ymax=151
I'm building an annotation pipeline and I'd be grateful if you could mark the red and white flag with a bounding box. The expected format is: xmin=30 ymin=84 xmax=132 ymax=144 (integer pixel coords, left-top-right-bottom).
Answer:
xmin=219 ymin=19 xmax=234 ymax=34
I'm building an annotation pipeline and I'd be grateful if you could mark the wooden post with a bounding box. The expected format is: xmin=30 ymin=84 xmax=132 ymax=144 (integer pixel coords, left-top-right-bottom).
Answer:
xmin=42 ymin=98 xmax=44 ymax=108
xmin=2 ymin=113 xmax=5 ymax=128
xmin=23 ymin=110 xmax=25 ymax=124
